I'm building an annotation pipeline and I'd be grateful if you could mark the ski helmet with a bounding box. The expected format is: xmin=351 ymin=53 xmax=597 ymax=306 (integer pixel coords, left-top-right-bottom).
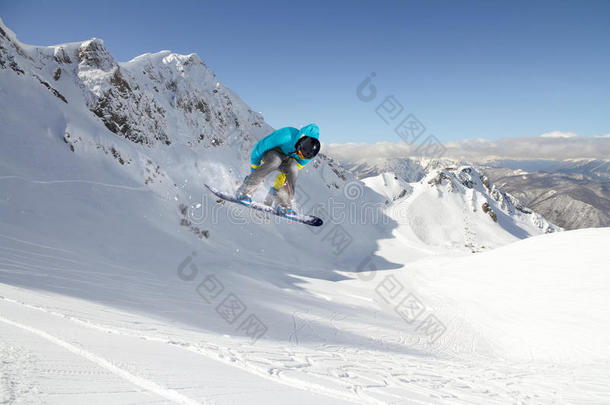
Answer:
xmin=296 ymin=136 xmax=320 ymax=159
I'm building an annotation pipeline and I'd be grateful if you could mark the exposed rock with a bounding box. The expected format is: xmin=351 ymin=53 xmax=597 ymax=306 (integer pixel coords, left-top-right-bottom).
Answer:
xmin=33 ymin=74 xmax=67 ymax=103
xmin=482 ymin=201 xmax=498 ymax=222
xmin=78 ymin=39 xmax=115 ymax=71
xmin=53 ymin=47 xmax=73 ymax=64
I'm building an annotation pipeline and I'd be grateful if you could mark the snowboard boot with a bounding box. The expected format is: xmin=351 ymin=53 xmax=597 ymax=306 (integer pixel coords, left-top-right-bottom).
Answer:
xmin=275 ymin=204 xmax=296 ymax=217
xmin=263 ymin=187 xmax=278 ymax=207
xmin=235 ymin=185 xmax=252 ymax=206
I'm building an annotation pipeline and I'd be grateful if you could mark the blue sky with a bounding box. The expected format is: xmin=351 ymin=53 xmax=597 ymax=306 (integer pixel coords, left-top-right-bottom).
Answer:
xmin=1 ymin=0 xmax=609 ymax=144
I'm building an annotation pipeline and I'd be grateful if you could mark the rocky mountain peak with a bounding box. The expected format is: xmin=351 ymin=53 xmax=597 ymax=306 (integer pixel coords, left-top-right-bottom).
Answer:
xmin=424 ymin=166 xmax=560 ymax=234
xmin=78 ymin=38 xmax=116 ymax=71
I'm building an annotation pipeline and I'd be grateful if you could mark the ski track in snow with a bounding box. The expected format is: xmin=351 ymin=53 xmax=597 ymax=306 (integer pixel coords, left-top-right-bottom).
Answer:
xmin=0 ymin=290 xmax=361 ymax=405
xmin=0 ymin=175 xmax=150 ymax=192
xmin=2 ymin=283 xmax=606 ymax=405
xmin=0 ymin=315 xmax=203 ymax=405
xmin=0 ymin=292 xmax=360 ymax=404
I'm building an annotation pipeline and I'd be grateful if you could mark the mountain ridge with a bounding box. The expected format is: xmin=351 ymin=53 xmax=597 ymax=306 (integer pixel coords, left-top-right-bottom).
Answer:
xmin=0 ymin=17 xmax=559 ymax=251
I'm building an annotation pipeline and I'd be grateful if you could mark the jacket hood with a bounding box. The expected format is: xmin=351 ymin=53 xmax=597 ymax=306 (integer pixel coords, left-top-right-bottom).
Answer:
xmin=298 ymin=124 xmax=319 ymax=139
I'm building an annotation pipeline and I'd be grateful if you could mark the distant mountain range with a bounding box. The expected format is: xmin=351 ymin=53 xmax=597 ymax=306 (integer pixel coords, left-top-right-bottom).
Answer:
xmin=326 ymin=141 xmax=609 ymax=231
xmin=482 ymin=159 xmax=610 ymax=230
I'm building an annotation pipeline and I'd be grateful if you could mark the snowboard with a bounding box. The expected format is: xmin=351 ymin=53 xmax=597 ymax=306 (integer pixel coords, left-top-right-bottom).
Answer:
xmin=205 ymin=184 xmax=323 ymax=227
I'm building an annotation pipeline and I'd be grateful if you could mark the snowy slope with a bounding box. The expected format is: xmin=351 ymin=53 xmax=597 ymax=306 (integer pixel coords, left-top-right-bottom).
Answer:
xmin=1 ymin=19 xmax=609 ymax=405
xmin=407 ymin=228 xmax=610 ymax=363
xmin=2 ymin=225 xmax=608 ymax=404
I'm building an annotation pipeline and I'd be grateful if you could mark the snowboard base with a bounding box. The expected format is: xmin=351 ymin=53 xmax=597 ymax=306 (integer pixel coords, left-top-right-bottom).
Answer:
xmin=205 ymin=184 xmax=323 ymax=227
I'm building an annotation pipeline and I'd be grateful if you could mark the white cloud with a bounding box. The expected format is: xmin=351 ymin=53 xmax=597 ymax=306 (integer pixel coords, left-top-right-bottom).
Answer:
xmin=325 ymin=135 xmax=610 ymax=163
xmin=540 ymin=131 xmax=579 ymax=138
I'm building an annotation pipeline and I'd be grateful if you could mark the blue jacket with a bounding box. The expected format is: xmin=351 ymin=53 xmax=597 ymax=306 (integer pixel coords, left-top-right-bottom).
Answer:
xmin=250 ymin=124 xmax=319 ymax=169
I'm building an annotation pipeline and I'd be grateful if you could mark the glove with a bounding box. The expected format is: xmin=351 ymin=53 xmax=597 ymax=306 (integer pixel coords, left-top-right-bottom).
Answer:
xmin=251 ymin=164 xmax=259 ymax=173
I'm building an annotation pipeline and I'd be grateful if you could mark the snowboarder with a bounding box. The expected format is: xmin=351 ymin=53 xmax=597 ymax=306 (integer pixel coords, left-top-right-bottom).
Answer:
xmin=235 ymin=124 xmax=321 ymax=216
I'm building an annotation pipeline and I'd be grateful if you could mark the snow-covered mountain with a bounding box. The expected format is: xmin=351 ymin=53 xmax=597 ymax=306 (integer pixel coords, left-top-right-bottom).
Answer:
xmin=0 ymin=16 xmax=555 ymax=254
xmin=483 ymin=159 xmax=610 ymax=230
xmin=322 ymin=143 xmax=561 ymax=250
xmin=1 ymin=18 xmax=271 ymax=147
xmin=326 ymin=142 xmax=609 ymax=231
xmin=364 ymin=166 xmax=559 ymax=252
xmin=2 ymin=19 xmax=608 ymax=404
